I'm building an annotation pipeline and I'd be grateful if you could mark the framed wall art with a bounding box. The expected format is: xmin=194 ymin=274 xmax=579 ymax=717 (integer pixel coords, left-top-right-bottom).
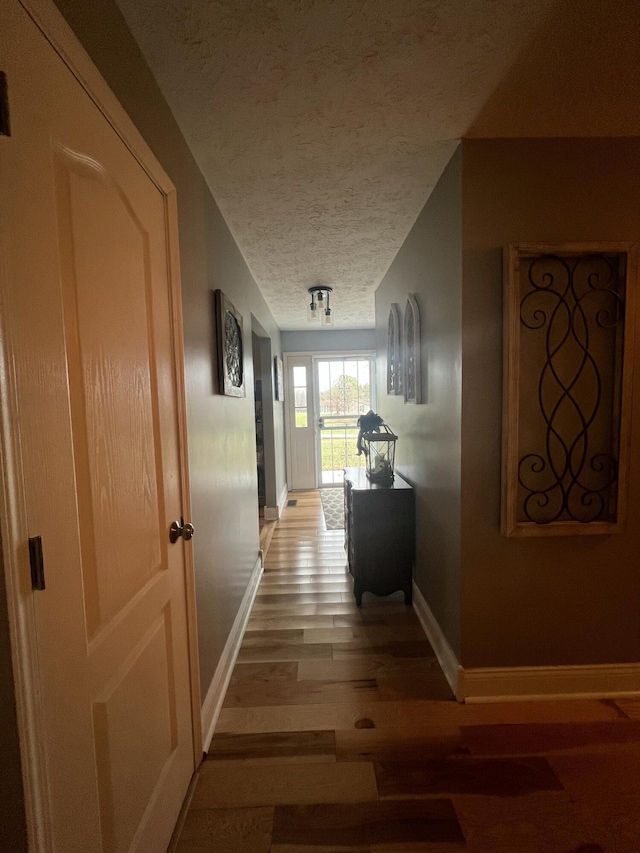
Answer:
xmin=403 ymin=294 xmax=421 ymax=404
xmin=274 ymin=355 xmax=284 ymax=402
xmin=502 ymin=243 xmax=637 ymax=537
xmin=387 ymin=303 xmax=402 ymax=395
xmin=215 ymin=289 xmax=245 ymax=397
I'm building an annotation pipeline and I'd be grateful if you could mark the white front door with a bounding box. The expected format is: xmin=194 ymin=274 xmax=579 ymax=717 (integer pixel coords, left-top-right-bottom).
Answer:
xmin=284 ymin=355 xmax=317 ymax=490
xmin=0 ymin=4 xmax=195 ymax=851
xmin=315 ymin=357 xmax=374 ymax=486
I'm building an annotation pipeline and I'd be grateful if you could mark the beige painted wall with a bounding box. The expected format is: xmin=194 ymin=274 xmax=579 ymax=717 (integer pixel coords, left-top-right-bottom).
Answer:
xmin=53 ymin=0 xmax=287 ymax=694
xmin=468 ymin=0 xmax=640 ymax=139
xmin=375 ymin=148 xmax=463 ymax=656
xmin=461 ymin=137 xmax=640 ymax=667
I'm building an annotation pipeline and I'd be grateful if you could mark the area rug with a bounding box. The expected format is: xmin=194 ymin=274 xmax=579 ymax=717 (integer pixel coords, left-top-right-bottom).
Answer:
xmin=320 ymin=488 xmax=344 ymax=530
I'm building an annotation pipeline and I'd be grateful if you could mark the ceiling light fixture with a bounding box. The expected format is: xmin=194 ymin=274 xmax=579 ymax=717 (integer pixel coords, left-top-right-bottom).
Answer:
xmin=307 ymin=285 xmax=333 ymax=327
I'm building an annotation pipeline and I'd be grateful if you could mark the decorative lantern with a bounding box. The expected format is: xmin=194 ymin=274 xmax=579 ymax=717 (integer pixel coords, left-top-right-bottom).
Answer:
xmin=356 ymin=411 xmax=397 ymax=485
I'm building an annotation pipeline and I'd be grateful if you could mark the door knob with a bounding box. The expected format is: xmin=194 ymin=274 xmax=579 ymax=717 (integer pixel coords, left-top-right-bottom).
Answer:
xmin=169 ymin=519 xmax=195 ymax=544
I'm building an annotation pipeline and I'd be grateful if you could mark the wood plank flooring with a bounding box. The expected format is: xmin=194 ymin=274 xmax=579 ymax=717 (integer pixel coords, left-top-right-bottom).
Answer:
xmin=176 ymin=490 xmax=640 ymax=852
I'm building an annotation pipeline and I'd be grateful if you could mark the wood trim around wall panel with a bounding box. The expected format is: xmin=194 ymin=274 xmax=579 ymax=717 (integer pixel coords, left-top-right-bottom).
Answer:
xmin=501 ymin=242 xmax=638 ymax=537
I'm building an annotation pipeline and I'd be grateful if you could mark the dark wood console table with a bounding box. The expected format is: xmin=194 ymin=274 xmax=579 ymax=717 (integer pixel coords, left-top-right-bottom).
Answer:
xmin=343 ymin=467 xmax=415 ymax=606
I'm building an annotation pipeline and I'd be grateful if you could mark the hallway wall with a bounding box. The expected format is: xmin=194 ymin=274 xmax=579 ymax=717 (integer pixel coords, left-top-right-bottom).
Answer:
xmin=53 ymin=0 xmax=287 ymax=697
xmin=374 ymin=138 xmax=640 ymax=671
xmin=375 ymin=147 xmax=463 ymax=658
xmin=281 ymin=329 xmax=376 ymax=353
xmin=461 ymin=137 xmax=640 ymax=668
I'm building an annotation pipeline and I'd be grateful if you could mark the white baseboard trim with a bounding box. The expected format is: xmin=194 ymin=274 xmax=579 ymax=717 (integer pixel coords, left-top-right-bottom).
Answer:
xmin=412 ymin=581 xmax=463 ymax=701
xmin=462 ymin=662 xmax=640 ymax=703
xmin=412 ymin=580 xmax=640 ymax=703
xmin=278 ymin=483 xmax=288 ymax=516
xmin=264 ymin=484 xmax=289 ymax=521
xmin=200 ymin=554 xmax=263 ymax=752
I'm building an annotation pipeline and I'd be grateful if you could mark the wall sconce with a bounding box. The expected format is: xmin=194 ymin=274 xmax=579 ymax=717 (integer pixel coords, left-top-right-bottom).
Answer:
xmin=307 ymin=285 xmax=333 ymax=327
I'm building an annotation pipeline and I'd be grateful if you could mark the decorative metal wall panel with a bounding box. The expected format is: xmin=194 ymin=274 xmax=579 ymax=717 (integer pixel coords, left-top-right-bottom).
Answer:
xmin=502 ymin=244 xmax=637 ymax=537
xmin=215 ymin=289 xmax=245 ymax=397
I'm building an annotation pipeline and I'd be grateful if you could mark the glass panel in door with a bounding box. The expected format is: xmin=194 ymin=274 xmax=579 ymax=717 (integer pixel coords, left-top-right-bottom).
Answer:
xmin=316 ymin=358 xmax=372 ymax=485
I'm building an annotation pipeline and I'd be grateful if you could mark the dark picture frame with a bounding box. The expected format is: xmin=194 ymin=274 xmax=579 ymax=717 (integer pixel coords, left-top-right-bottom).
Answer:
xmin=274 ymin=355 xmax=284 ymax=402
xmin=215 ymin=289 xmax=245 ymax=397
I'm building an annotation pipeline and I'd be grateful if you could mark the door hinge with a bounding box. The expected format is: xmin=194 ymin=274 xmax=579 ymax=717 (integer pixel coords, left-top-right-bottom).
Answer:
xmin=0 ymin=73 xmax=10 ymax=137
xmin=28 ymin=536 xmax=45 ymax=591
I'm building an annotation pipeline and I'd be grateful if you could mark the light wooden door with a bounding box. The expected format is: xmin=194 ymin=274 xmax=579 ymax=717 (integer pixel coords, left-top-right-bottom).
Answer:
xmin=0 ymin=3 xmax=196 ymax=851
xmin=284 ymin=355 xmax=317 ymax=490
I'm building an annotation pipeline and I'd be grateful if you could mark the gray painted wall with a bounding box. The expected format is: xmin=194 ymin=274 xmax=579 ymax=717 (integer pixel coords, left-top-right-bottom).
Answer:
xmin=374 ymin=138 xmax=640 ymax=669
xmin=373 ymin=138 xmax=640 ymax=669
xmin=281 ymin=329 xmax=376 ymax=353
xmin=461 ymin=137 xmax=640 ymax=668
xmin=374 ymin=148 xmax=463 ymax=657
xmin=52 ymin=0 xmax=287 ymax=697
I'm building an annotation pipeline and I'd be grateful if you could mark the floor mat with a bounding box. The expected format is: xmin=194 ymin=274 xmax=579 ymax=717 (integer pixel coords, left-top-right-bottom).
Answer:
xmin=320 ymin=488 xmax=344 ymax=529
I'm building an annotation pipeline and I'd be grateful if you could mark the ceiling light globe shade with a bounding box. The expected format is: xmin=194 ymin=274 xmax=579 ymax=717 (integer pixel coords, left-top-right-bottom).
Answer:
xmin=307 ymin=302 xmax=319 ymax=322
xmin=322 ymin=308 xmax=333 ymax=327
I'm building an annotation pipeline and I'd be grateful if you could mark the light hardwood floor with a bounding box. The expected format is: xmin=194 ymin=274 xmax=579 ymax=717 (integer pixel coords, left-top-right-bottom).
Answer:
xmin=176 ymin=490 xmax=640 ymax=852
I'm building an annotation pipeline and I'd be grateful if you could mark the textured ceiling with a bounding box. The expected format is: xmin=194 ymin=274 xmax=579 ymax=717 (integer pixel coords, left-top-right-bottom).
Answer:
xmin=115 ymin=0 xmax=639 ymax=329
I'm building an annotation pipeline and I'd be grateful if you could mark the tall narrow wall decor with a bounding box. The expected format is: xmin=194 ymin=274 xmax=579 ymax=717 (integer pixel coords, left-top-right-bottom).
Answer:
xmin=387 ymin=303 xmax=402 ymax=395
xmin=215 ymin=289 xmax=245 ymax=397
xmin=501 ymin=243 xmax=637 ymax=536
xmin=403 ymin=294 xmax=421 ymax=404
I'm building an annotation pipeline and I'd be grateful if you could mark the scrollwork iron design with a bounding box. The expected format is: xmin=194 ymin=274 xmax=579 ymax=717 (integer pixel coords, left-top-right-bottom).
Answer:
xmin=517 ymin=253 xmax=625 ymax=524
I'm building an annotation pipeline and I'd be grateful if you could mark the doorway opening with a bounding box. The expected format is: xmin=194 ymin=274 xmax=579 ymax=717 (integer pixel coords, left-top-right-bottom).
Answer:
xmin=284 ymin=352 xmax=374 ymax=491
xmin=251 ymin=318 xmax=280 ymax=531
xmin=252 ymin=331 xmax=267 ymax=518
xmin=316 ymin=357 xmax=373 ymax=486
